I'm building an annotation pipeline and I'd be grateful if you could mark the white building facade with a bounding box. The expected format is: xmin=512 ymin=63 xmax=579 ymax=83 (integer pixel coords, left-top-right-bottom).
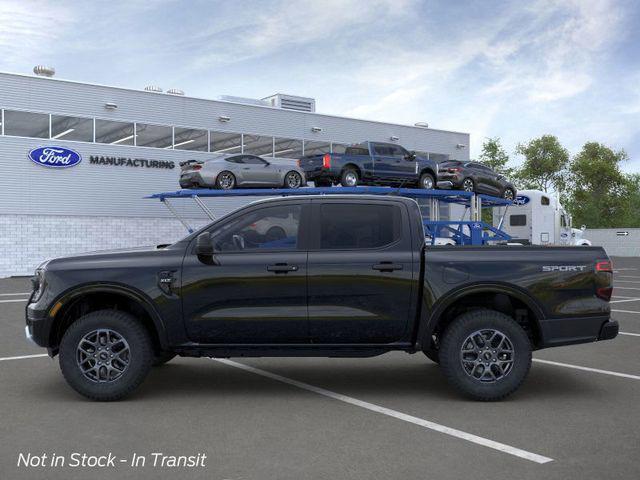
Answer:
xmin=0 ymin=71 xmax=470 ymax=277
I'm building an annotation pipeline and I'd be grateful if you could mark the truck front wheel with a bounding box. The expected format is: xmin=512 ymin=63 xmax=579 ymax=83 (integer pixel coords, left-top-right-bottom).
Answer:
xmin=439 ymin=310 xmax=531 ymax=401
xmin=59 ymin=310 xmax=154 ymax=401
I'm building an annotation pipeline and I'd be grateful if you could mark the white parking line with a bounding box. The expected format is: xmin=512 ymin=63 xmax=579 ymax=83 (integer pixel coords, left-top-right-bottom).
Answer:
xmin=0 ymin=292 xmax=31 ymax=296
xmin=612 ymin=309 xmax=640 ymax=315
xmin=0 ymin=299 xmax=29 ymax=304
xmin=614 ymin=268 xmax=638 ymax=271
xmin=620 ymin=332 xmax=640 ymax=337
xmin=610 ymin=298 xmax=640 ymax=304
xmin=214 ymin=359 xmax=553 ymax=464
xmin=615 ymin=280 xmax=640 ymax=285
xmin=0 ymin=353 xmax=48 ymax=362
xmin=617 ymin=275 xmax=640 ymax=280
xmin=533 ymin=359 xmax=640 ymax=380
xmin=614 ymin=286 xmax=640 ymax=291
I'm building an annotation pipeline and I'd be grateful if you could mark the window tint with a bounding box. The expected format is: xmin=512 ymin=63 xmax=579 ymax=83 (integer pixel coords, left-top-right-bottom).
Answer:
xmin=212 ymin=205 xmax=301 ymax=252
xmin=331 ymin=143 xmax=348 ymax=154
xmin=389 ymin=145 xmax=408 ymax=158
xmin=373 ymin=144 xmax=393 ymax=156
xmin=225 ymin=156 xmax=244 ymax=164
xmin=243 ymin=155 xmax=267 ymax=165
xmin=136 ymin=123 xmax=172 ymax=148
xmin=345 ymin=146 xmax=370 ymax=156
xmin=319 ymin=204 xmax=401 ymax=249
xmin=51 ymin=115 xmax=93 ymax=142
xmin=510 ymin=215 xmax=527 ymax=226
xmin=174 ymin=127 xmax=208 ymax=151
xmin=4 ymin=110 xmax=49 ymax=138
xmin=541 ymin=196 xmax=550 ymax=206
xmin=95 ymin=119 xmax=134 ymax=145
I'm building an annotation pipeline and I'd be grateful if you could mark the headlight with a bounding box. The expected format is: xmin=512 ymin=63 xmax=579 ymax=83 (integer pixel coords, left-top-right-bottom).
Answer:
xmin=31 ymin=269 xmax=46 ymax=302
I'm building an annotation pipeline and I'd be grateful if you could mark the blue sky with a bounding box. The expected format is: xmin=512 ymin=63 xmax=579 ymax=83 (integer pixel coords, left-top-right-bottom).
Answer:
xmin=1 ymin=0 xmax=639 ymax=171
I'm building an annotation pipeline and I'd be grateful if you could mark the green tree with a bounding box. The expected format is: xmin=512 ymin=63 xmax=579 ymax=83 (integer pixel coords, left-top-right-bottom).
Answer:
xmin=478 ymin=137 xmax=514 ymax=177
xmin=514 ymin=135 xmax=569 ymax=192
xmin=566 ymin=142 xmax=636 ymax=228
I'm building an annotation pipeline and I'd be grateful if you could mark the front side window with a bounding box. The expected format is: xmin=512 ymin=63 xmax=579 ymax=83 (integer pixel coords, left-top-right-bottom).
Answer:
xmin=3 ymin=110 xmax=49 ymax=138
xmin=211 ymin=205 xmax=301 ymax=252
xmin=541 ymin=196 xmax=550 ymax=206
xmin=319 ymin=204 xmax=401 ymax=249
xmin=243 ymin=155 xmax=268 ymax=165
xmin=373 ymin=144 xmax=393 ymax=156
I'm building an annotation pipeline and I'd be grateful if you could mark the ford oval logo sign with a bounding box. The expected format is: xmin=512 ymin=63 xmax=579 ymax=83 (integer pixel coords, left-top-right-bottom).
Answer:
xmin=514 ymin=195 xmax=530 ymax=206
xmin=28 ymin=146 xmax=82 ymax=168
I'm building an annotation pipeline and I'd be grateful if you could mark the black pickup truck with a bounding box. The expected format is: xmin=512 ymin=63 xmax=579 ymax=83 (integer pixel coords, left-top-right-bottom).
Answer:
xmin=299 ymin=141 xmax=439 ymax=189
xmin=26 ymin=195 xmax=618 ymax=401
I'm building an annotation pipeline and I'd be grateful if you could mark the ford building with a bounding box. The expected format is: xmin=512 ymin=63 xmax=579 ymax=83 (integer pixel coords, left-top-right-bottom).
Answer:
xmin=0 ymin=68 xmax=470 ymax=277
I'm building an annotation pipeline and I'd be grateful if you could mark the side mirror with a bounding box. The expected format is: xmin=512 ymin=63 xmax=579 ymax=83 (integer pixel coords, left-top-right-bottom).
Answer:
xmin=405 ymin=151 xmax=416 ymax=161
xmin=195 ymin=232 xmax=213 ymax=256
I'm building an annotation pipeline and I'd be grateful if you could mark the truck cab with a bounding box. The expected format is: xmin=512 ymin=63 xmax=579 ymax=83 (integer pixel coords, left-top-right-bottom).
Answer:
xmin=495 ymin=189 xmax=592 ymax=246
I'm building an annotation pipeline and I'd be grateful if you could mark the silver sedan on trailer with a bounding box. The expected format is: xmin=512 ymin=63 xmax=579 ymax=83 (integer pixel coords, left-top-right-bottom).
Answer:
xmin=179 ymin=154 xmax=307 ymax=190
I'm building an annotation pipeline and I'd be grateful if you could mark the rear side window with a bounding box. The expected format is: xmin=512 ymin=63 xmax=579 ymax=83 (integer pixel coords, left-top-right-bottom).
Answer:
xmin=319 ymin=204 xmax=401 ymax=249
xmin=345 ymin=147 xmax=369 ymax=156
xmin=510 ymin=215 xmax=527 ymax=226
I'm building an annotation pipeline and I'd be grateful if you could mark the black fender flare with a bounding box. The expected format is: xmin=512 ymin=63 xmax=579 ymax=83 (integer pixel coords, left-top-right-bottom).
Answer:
xmin=417 ymin=282 xmax=546 ymax=349
xmin=48 ymin=282 xmax=169 ymax=349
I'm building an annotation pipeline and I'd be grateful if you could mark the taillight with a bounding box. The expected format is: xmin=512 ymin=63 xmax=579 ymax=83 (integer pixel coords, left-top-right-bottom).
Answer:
xmin=596 ymin=287 xmax=613 ymax=301
xmin=322 ymin=153 xmax=331 ymax=168
xmin=192 ymin=165 xmax=202 ymax=170
xmin=449 ymin=167 xmax=461 ymax=173
xmin=596 ymin=260 xmax=612 ymax=272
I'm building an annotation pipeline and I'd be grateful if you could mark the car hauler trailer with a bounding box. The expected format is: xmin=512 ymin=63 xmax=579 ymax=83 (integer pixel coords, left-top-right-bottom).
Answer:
xmin=493 ymin=189 xmax=591 ymax=246
xmin=146 ymin=186 xmax=514 ymax=246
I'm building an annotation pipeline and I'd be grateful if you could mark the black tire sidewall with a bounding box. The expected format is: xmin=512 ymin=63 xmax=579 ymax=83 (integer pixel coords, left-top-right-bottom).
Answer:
xmin=59 ymin=310 xmax=153 ymax=401
xmin=420 ymin=173 xmax=435 ymax=189
xmin=340 ymin=168 xmax=358 ymax=187
xmin=440 ymin=310 xmax=531 ymax=401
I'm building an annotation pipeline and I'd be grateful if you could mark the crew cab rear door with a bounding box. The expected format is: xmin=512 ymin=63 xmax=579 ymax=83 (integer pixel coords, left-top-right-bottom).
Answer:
xmin=307 ymin=198 xmax=415 ymax=343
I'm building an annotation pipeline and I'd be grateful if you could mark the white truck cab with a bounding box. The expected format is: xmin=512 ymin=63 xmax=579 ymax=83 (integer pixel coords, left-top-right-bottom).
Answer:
xmin=494 ymin=189 xmax=591 ymax=246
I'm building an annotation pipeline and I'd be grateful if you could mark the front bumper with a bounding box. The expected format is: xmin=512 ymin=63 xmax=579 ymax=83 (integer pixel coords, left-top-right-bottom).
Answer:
xmin=25 ymin=304 xmax=53 ymax=348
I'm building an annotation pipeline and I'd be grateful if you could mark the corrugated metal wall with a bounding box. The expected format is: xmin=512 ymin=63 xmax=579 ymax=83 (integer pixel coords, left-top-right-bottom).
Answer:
xmin=584 ymin=228 xmax=640 ymax=257
xmin=0 ymin=72 xmax=470 ymax=219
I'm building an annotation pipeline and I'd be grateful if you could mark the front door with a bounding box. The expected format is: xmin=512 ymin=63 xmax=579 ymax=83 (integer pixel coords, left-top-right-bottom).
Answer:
xmin=181 ymin=201 xmax=310 ymax=343
xmin=307 ymin=200 xmax=415 ymax=344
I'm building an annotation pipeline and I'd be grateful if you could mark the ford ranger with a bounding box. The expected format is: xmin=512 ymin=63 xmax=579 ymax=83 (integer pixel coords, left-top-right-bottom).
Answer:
xmin=299 ymin=141 xmax=438 ymax=189
xmin=26 ymin=195 xmax=618 ymax=401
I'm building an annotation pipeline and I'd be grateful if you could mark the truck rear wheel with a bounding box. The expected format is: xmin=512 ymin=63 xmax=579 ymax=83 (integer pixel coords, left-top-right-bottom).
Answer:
xmin=340 ymin=168 xmax=359 ymax=187
xmin=59 ymin=310 xmax=154 ymax=401
xmin=439 ymin=310 xmax=531 ymax=401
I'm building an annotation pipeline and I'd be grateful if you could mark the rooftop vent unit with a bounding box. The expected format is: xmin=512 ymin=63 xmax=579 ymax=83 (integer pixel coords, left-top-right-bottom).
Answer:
xmin=219 ymin=95 xmax=270 ymax=107
xmin=144 ymin=85 xmax=163 ymax=93
xmin=33 ymin=65 xmax=55 ymax=77
xmin=262 ymin=94 xmax=316 ymax=112
xmin=167 ymin=88 xmax=185 ymax=96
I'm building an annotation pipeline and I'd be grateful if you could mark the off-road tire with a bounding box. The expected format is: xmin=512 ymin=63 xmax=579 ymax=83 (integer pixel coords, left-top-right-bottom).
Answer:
xmin=439 ymin=309 xmax=531 ymax=401
xmin=59 ymin=310 xmax=154 ymax=401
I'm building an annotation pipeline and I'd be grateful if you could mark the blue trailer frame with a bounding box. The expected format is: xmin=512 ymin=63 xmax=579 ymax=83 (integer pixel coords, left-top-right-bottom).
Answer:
xmin=146 ymin=187 xmax=513 ymax=245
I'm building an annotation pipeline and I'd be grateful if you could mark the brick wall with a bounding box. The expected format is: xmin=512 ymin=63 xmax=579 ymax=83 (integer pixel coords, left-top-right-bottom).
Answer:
xmin=0 ymin=214 xmax=208 ymax=277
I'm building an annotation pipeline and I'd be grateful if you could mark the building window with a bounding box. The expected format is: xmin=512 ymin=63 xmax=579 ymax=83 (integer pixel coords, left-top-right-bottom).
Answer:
xmin=210 ymin=131 xmax=242 ymax=154
xmin=173 ymin=127 xmax=208 ymax=151
xmin=274 ymin=137 xmax=303 ymax=159
xmin=135 ymin=123 xmax=172 ymax=149
xmin=331 ymin=143 xmax=348 ymax=154
xmin=243 ymin=134 xmax=274 ymax=156
xmin=3 ymin=110 xmax=49 ymax=138
xmin=303 ymin=140 xmax=331 ymax=156
xmin=95 ymin=119 xmax=135 ymax=145
xmin=51 ymin=115 xmax=93 ymax=142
